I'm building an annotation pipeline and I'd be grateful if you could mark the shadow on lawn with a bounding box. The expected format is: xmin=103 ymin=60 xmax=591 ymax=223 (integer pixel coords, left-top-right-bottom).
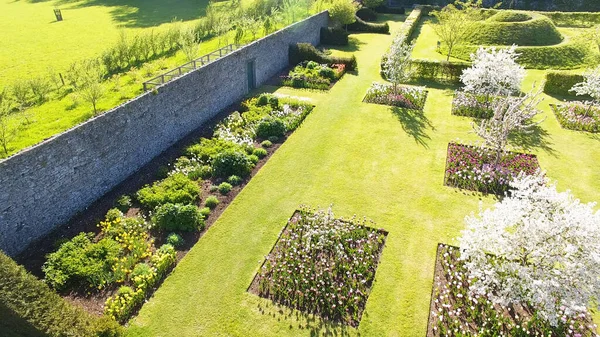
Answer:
xmin=391 ymin=106 xmax=435 ymax=148
xmin=508 ymin=124 xmax=557 ymax=156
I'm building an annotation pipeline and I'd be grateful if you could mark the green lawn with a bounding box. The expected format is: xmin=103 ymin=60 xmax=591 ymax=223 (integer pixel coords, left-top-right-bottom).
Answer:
xmin=125 ymin=14 xmax=600 ymax=336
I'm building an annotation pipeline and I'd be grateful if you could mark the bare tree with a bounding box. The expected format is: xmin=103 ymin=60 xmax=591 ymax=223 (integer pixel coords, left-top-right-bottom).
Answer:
xmin=432 ymin=0 xmax=483 ymax=61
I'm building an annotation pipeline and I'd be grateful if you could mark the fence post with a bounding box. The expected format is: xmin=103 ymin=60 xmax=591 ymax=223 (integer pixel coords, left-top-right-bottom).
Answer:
xmin=143 ymin=83 xmax=147 ymax=91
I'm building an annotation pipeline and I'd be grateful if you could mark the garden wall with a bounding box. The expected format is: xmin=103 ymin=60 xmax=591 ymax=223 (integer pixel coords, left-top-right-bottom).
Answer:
xmin=0 ymin=11 xmax=329 ymax=257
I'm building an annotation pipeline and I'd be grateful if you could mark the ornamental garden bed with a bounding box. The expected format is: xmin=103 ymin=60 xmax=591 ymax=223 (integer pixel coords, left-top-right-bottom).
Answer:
xmin=22 ymin=93 xmax=315 ymax=324
xmin=427 ymin=244 xmax=598 ymax=337
xmin=248 ymin=207 xmax=387 ymax=327
xmin=550 ymin=103 xmax=600 ymax=133
xmin=280 ymin=61 xmax=346 ymax=90
xmin=363 ymin=83 xmax=428 ymax=110
xmin=444 ymin=143 xmax=540 ymax=195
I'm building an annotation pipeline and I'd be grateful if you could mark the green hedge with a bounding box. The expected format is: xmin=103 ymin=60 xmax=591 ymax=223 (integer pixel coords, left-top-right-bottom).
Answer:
xmin=540 ymin=11 xmax=600 ymax=27
xmin=400 ymin=6 xmax=424 ymax=42
xmin=356 ymin=8 xmax=378 ymax=21
xmin=488 ymin=11 xmax=532 ymax=22
xmin=346 ymin=16 xmax=390 ymax=34
xmin=320 ymin=27 xmax=349 ymax=46
xmin=0 ymin=251 xmax=122 ymax=337
xmin=409 ymin=59 xmax=471 ymax=83
xmin=465 ymin=14 xmax=563 ymax=46
xmin=373 ymin=6 xmax=406 ymax=14
xmin=543 ymin=71 xmax=585 ymax=96
xmin=289 ymin=43 xmax=357 ymax=71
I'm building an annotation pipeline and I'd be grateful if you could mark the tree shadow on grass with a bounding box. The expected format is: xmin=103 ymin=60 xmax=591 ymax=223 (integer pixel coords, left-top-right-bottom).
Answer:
xmin=391 ymin=106 xmax=435 ymax=148
xmin=508 ymin=124 xmax=557 ymax=157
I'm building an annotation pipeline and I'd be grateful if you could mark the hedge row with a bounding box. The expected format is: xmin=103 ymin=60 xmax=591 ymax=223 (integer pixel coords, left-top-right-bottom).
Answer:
xmin=356 ymin=7 xmax=378 ymax=21
xmin=399 ymin=6 xmax=424 ymax=42
xmin=540 ymin=11 xmax=600 ymax=27
xmin=0 ymin=251 xmax=122 ymax=337
xmin=409 ymin=59 xmax=471 ymax=83
xmin=543 ymin=71 xmax=585 ymax=97
xmin=320 ymin=27 xmax=349 ymax=46
xmin=346 ymin=16 xmax=390 ymax=34
xmin=373 ymin=6 xmax=406 ymax=15
xmin=465 ymin=14 xmax=563 ymax=46
xmin=289 ymin=43 xmax=357 ymax=71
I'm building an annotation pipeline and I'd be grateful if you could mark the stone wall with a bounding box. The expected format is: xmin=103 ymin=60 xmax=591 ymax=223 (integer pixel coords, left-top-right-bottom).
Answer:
xmin=0 ymin=11 xmax=329 ymax=256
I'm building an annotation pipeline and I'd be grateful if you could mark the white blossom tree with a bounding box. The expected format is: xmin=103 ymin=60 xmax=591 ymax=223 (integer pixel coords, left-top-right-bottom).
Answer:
xmin=473 ymin=88 xmax=542 ymax=165
xmin=461 ymin=45 xmax=525 ymax=100
xmin=383 ymin=34 xmax=414 ymax=94
xmin=570 ymin=65 xmax=600 ymax=116
xmin=459 ymin=172 xmax=600 ymax=326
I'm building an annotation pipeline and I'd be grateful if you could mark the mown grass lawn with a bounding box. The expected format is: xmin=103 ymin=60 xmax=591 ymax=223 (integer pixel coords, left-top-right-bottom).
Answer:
xmin=126 ymin=14 xmax=600 ymax=336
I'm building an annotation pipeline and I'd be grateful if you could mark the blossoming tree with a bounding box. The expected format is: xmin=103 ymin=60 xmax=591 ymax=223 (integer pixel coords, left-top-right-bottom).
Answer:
xmin=570 ymin=65 xmax=600 ymax=116
xmin=382 ymin=34 xmax=414 ymax=95
xmin=459 ymin=172 xmax=600 ymax=326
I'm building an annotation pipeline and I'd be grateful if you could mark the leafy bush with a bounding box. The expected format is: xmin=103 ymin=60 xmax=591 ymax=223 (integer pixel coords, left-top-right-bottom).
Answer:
xmin=320 ymin=27 xmax=349 ymax=46
xmin=212 ymin=150 xmax=254 ymax=178
xmin=268 ymin=136 xmax=279 ymax=143
xmin=105 ymin=208 xmax=124 ymax=222
xmin=227 ymin=175 xmax=243 ymax=186
xmin=205 ymin=195 xmax=220 ymax=209
xmin=289 ymin=43 xmax=357 ymax=71
xmin=346 ymin=16 xmax=390 ymax=34
xmin=0 ymin=251 xmax=123 ymax=337
xmin=261 ymin=140 xmax=273 ymax=148
xmin=199 ymin=207 xmax=211 ymax=218
xmin=136 ymin=173 xmax=201 ymax=210
xmin=544 ymin=71 xmax=586 ymax=96
xmin=356 ymin=7 xmax=378 ymax=21
xmin=104 ymin=285 xmax=144 ymax=324
xmin=248 ymin=154 xmax=259 ymax=165
xmin=115 ymin=195 xmax=132 ymax=213
xmin=152 ymin=203 xmax=205 ymax=232
xmin=252 ymin=147 xmax=268 ymax=159
xmin=373 ymin=5 xmax=406 ymax=14
xmin=465 ymin=14 xmax=562 ymax=46
xmin=130 ymin=263 xmax=154 ymax=286
xmin=43 ymin=233 xmax=122 ymax=290
xmin=185 ymin=138 xmax=251 ymax=164
xmin=256 ymin=117 xmax=286 ymax=139
xmin=218 ymin=182 xmax=233 ymax=195
xmin=166 ymin=233 xmax=185 ymax=248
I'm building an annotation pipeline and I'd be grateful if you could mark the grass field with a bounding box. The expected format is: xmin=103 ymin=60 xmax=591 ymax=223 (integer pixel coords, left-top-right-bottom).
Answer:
xmin=125 ymin=14 xmax=600 ymax=336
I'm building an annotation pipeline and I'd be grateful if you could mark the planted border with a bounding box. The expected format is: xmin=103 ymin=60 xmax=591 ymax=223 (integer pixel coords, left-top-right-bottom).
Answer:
xmin=550 ymin=103 xmax=600 ymax=133
xmin=281 ymin=61 xmax=347 ymax=91
xmin=363 ymin=83 xmax=428 ymax=110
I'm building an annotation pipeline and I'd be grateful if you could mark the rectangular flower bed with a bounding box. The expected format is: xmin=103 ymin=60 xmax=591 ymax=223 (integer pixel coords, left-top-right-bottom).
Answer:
xmin=451 ymin=91 xmax=522 ymax=119
xmin=249 ymin=207 xmax=387 ymax=327
xmin=363 ymin=83 xmax=428 ymax=110
xmin=444 ymin=142 xmax=540 ymax=195
xmin=427 ymin=244 xmax=597 ymax=337
xmin=281 ymin=61 xmax=346 ymax=90
xmin=551 ymin=102 xmax=600 ymax=133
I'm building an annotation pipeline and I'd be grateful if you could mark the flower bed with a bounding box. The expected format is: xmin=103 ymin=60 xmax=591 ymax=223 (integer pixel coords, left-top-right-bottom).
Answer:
xmin=249 ymin=207 xmax=387 ymax=327
xmin=427 ymin=244 xmax=598 ymax=337
xmin=364 ymin=83 xmax=427 ymax=110
xmin=40 ymin=93 xmax=314 ymax=324
xmin=281 ymin=61 xmax=346 ymax=90
xmin=551 ymin=102 xmax=600 ymax=133
xmin=451 ymin=91 xmax=496 ymax=119
xmin=444 ymin=143 xmax=540 ymax=194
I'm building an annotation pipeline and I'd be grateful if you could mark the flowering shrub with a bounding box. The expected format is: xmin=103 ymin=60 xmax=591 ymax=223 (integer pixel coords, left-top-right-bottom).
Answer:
xmin=551 ymin=103 xmax=600 ymax=133
xmin=251 ymin=207 xmax=387 ymax=327
xmin=364 ymin=83 xmax=427 ymax=110
xmin=444 ymin=143 xmax=539 ymax=194
xmin=428 ymin=244 xmax=599 ymax=337
xmin=281 ymin=61 xmax=346 ymax=90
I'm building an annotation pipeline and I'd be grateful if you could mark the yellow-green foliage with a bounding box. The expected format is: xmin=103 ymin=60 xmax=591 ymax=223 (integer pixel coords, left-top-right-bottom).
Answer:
xmin=466 ymin=13 xmax=563 ymax=46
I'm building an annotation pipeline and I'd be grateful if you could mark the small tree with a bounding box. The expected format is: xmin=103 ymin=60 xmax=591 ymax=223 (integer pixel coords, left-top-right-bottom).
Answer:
xmin=459 ymin=172 xmax=600 ymax=326
xmin=461 ymin=45 xmax=525 ymax=100
xmin=12 ymin=79 xmax=31 ymax=111
xmin=329 ymin=0 xmax=358 ymax=29
xmin=28 ymin=76 xmax=52 ymax=103
xmin=77 ymin=60 xmax=105 ymax=115
xmin=178 ymin=26 xmax=200 ymax=62
xmin=473 ymin=88 xmax=542 ymax=165
xmin=383 ymin=34 xmax=415 ymax=94
xmin=0 ymin=101 xmax=18 ymax=156
xmin=570 ymin=65 xmax=600 ymax=116
xmin=432 ymin=0 xmax=482 ymax=61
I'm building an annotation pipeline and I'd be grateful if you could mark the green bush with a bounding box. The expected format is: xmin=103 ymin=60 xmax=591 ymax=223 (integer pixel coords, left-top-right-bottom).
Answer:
xmin=130 ymin=263 xmax=153 ymax=284
xmin=115 ymin=195 xmax=132 ymax=213
xmin=0 ymin=251 xmax=123 ymax=337
xmin=152 ymin=203 xmax=205 ymax=232
xmin=248 ymin=154 xmax=259 ymax=165
xmin=268 ymin=136 xmax=279 ymax=143
xmin=43 ymin=233 xmax=122 ymax=290
xmin=256 ymin=117 xmax=286 ymax=139
xmin=185 ymin=138 xmax=251 ymax=164
xmin=409 ymin=59 xmax=471 ymax=83
xmin=544 ymin=71 xmax=586 ymax=97
xmin=166 ymin=233 xmax=185 ymax=248
xmin=320 ymin=27 xmax=349 ymax=46
xmin=199 ymin=207 xmax=211 ymax=218
xmin=227 ymin=175 xmax=243 ymax=186
xmin=465 ymin=14 xmax=562 ymax=46
xmin=346 ymin=16 xmax=390 ymax=34
xmin=488 ymin=11 xmax=532 ymax=22
xmin=289 ymin=43 xmax=358 ymax=71
xmin=136 ymin=173 xmax=201 ymax=210
xmin=212 ymin=150 xmax=254 ymax=178
xmin=252 ymin=147 xmax=268 ymax=159
xmin=218 ymin=182 xmax=233 ymax=195
xmin=205 ymin=195 xmax=220 ymax=209
xmin=261 ymin=140 xmax=273 ymax=148
xmin=105 ymin=208 xmax=124 ymax=222
xmin=356 ymin=7 xmax=378 ymax=21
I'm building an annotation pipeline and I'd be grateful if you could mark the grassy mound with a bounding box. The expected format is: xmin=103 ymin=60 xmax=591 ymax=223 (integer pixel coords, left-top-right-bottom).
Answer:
xmin=466 ymin=13 xmax=563 ymax=46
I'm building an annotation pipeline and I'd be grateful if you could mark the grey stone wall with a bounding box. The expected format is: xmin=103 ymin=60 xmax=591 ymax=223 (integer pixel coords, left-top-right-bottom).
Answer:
xmin=0 ymin=11 xmax=329 ymax=257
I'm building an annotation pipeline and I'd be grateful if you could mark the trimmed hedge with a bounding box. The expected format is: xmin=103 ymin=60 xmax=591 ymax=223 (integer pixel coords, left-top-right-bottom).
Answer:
xmin=399 ymin=6 xmax=423 ymax=42
xmin=346 ymin=16 xmax=390 ymax=34
xmin=543 ymin=71 xmax=585 ymax=97
xmin=373 ymin=6 xmax=406 ymax=14
xmin=356 ymin=7 xmax=378 ymax=21
xmin=409 ymin=59 xmax=471 ymax=83
xmin=465 ymin=14 xmax=563 ymax=46
xmin=488 ymin=11 xmax=532 ymax=22
xmin=540 ymin=11 xmax=600 ymax=27
xmin=0 ymin=251 xmax=122 ymax=337
xmin=289 ymin=43 xmax=357 ymax=71
xmin=320 ymin=27 xmax=349 ymax=46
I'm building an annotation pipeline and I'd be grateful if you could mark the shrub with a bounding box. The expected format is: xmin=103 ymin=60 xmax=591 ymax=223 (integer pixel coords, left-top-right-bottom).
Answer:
xmin=152 ymin=203 xmax=205 ymax=232
xmin=104 ymin=285 xmax=144 ymax=324
xmin=261 ymin=140 xmax=273 ymax=148
xmin=199 ymin=207 xmax=211 ymax=218
xmin=252 ymin=147 xmax=268 ymax=159
xmin=218 ymin=182 xmax=233 ymax=195
xmin=209 ymin=185 xmax=218 ymax=193
xmin=205 ymin=195 xmax=220 ymax=209
xmin=373 ymin=6 xmax=405 ymax=14
xmin=43 ymin=233 xmax=122 ymax=290
xmin=320 ymin=27 xmax=349 ymax=46
xmin=136 ymin=173 xmax=201 ymax=210
xmin=268 ymin=136 xmax=279 ymax=143
xmin=227 ymin=175 xmax=243 ymax=186
xmin=289 ymin=43 xmax=357 ymax=71
xmin=212 ymin=150 xmax=254 ymax=178
xmin=544 ymin=71 xmax=586 ymax=97
xmin=248 ymin=154 xmax=259 ymax=165
xmin=356 ymin=7 xmax=378 ymax=21
xmin=256 ymin=94 xmax=269 ymax=106
xmin=346 ymin=16 xmax=390 ymax=34
xmin=130 ymin=263 xmax=153 ymax=284
xmin=185 ymin=138 xmax=251 ymax=164
xmin=105 ymin=208 xmax=124 ymax=222
xmin=166 ymin=233 xmax=185 ymax=248
xmin=0 ymin=251 xmax=123 ymax=337
xmin=407 ymin=59 xmax=470 ymax=83
xmin=256 ymin=117 xmax=286 ymax=139
xmin=115 ymin=195 xmax=132 ymax=213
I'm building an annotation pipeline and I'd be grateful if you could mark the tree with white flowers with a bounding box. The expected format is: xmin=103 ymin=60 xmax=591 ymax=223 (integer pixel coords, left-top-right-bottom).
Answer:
xmin=570 ymin=65 xmax=600 ymax=116
xmin=461 ymin=45 xmax=525 ymax=99
xmin=459 ymin=172 xmax=600 ymax=327
xmin=383 ymin=34 xmax=414 ymax=94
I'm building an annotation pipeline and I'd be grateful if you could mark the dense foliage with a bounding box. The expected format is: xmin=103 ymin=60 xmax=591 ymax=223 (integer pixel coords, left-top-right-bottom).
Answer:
xmin=281 ymin=61 xmax=346 ymax=90
xmin=346 ymin=16 xmax=390 ymax=34
xmin=551 ymin=103 xmax=600 ymax=132
xmin=364 ymin=83 xmax=428 ymax=110
xmin=320 ymin=27 xmax=349 ymax=45
xmin=543 ymin=71 xmax=586 ymax=96
xmin=408 ymin=60 xmax=470 ymax=83
xmin=465 ymin=14 xmax=563 ymax=46
xmin=136 ymin=173 xmax=201 ymax=210
xmin=289 ymin=43 xmax=357 ymax=71
xmin=254 ymin=207 xmax=387 ymax=327
xmin=152 ymin=203 xmax=205 ymax=232
xmin=488 ymin=11 xmax=532 ymax=22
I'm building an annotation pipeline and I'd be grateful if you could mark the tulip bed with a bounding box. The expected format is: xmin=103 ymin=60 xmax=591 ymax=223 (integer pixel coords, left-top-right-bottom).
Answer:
xmin=451 ymin=91 xmax=498 ymax=119
xmin=427 ymin=244 xmax=598 ymax=337
xmin=250 ymin=207 xmax=387 ymax=327
xmin=551 ymin=103 xmax=600 ymax=133
xmin=364 ymin=83 xmax=428 ymax=110
xmin=444 ymin=143 xmax=540 ymax=194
